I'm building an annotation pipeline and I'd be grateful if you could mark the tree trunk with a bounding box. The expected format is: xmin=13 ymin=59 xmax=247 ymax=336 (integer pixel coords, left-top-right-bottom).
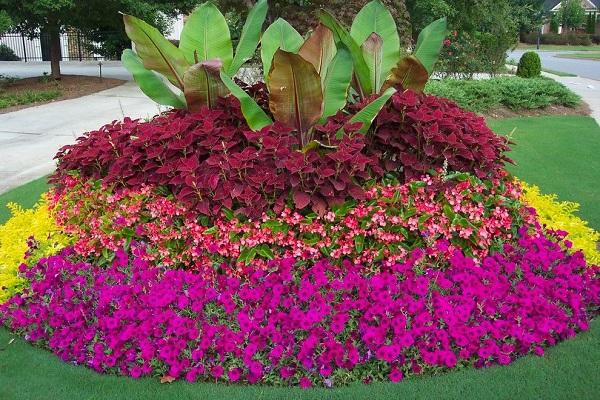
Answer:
xmin=48 ymin=20 xmax=62 ymax=80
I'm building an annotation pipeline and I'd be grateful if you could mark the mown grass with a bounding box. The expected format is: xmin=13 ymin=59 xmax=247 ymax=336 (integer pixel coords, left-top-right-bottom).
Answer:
xmin=1 ymin=116 xmax=599 ymax=399
xmin=425 ymin=76 xmax=580 ymax=113
xmin=0 ymin=89 xmax=62 ymax=109
xmin=555 ymin=52 xmax=600 ymax=61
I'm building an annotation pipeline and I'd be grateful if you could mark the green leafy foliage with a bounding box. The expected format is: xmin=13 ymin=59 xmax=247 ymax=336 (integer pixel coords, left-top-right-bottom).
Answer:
xmin=350 ymin=0 xmax=400 ymax=89
xmin=320 ymin=47 xmax=353 ymax=122
xmin=121 ymin=49 xmax=186 ymax=108
xmin=122 ymin=14 xmax=189 ymax=89
xmin=425 ymin=76 xmax=580 ymax=113
xmin=219 ymin=72 xmax=273 ymax=130
xmin=226 ymin=0 xmax=268 ymax=75
xmin=179 ymin=2 xmax=233 ymax=69
xmin=319 ymin=9 xmax=373 ymax=96
xmin=260 ymin=18 xmax=304 ymax=81
xmin=413 ymin=17 xmax=447 ymax=75
xmin=516 ymin=51 xmax=541 ymax=79
xmin=350 ymin=87 xmax=396 ymax=134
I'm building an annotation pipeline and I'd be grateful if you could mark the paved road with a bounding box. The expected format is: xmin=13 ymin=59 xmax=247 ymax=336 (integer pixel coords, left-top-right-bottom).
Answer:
xmin=0 ymin=82 xmax=159 ymax=194
xmin=0 ymin=61 xmax=132 ymax=80
xmin=508 ymin=50 xmax=600 ymax=81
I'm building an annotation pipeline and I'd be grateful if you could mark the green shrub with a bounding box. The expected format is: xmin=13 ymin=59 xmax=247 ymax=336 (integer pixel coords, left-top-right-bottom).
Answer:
xmin=0 ymin=89 xmax=62 ymax=109
xmin=0 ymin=44 xmax=20 ymax=61
xmin=516 ymin=51 xmax=541 ymax=78
xmin=550 ymin=16 xmax=560 ymax=33
xmin=425 ymin=76 xmax=580 ymax=113
xmin=521 ymin=32 xmax=592 ymax=46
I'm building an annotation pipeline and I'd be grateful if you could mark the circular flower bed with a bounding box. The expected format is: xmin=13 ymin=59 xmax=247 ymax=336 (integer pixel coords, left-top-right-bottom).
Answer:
xmin=1 ymin=0 xmax=600 ymax=390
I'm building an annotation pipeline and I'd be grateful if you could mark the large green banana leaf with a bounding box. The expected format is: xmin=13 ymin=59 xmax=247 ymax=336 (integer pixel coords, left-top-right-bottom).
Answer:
xmin=320 ymin=46 xmax=353 ymax=122
xmin=227 ymin=0 xmax=268 ymax=76
xmin=122 ymin=14 xmax=189 ymax=89
xmin=413 ymin=17 xmax=448 ymax=75
xmin=260 ymin=18 xmax=304 ymax=81
xmin=350 ymin=0 xmax=400 ymax=90
xmin=319 ymin=10 xmax=372 ymax=97
xmin=121 ymin=49 xmax=186 ymax=109
xmin=219 ymin=72 xmax=273 ymax=131
xmin=179 ymin=2 xmax=233 ymax=70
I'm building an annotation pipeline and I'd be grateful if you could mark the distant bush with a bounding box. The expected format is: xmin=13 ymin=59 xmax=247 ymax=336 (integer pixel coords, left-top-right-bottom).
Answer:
xmin=426 ymin=76 xmax=581 ymax=113
xmin=0 ymin=44 xmax=19 ymax=61
xmin=516 ymin=52 xmax=541 ymax=78
xmin=521 ymin=32 xmax=592 ymax=46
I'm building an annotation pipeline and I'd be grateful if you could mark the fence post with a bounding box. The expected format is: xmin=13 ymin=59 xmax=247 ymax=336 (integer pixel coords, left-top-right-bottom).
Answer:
xmin=77 ymin=31 xmax=82 ymax=61
xmin=21 ymin=33 xmax=27 ymax=62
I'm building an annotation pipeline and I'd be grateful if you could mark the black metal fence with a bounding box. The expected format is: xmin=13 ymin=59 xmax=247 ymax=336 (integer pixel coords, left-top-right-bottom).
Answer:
xmin=0 ymin=31 xmax=121 ymax=62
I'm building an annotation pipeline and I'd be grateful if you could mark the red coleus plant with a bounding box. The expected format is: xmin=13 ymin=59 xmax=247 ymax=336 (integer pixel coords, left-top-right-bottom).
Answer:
xmin=369 ymin=90 xmax=512 ymax=181
xmin=53 ymin=92 xmax=380 ymax=217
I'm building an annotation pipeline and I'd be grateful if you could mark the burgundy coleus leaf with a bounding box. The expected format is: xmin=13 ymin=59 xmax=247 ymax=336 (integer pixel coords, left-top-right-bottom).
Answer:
xmin=292 ymin=189 xmax=311 ymax=209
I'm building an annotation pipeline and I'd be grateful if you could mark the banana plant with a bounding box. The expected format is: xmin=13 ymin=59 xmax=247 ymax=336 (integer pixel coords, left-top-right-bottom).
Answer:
xmin=222 ymin=22 xmax=354 ymax=147
xmin=121 ymin=0 xmax=268 ymax=111
xmin=319 ymin=0 xmax=447 ymax=98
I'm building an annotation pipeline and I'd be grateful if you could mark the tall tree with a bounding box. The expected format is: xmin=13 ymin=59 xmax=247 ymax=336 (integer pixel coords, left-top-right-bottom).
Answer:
xmin=558 ymin=0 xmax=585 ymax=31
xmin=0 ymin=10 xmax=11 ymax=34
xmin=0 ymin=0 xmax=198 ymax=79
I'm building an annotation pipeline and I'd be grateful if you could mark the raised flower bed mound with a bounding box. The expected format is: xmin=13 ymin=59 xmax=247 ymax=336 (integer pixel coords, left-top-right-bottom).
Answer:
xmin=1 ymin=0 xmax=600 ymax=390
xmin=2 ymin=229 xmax=599 ymax=386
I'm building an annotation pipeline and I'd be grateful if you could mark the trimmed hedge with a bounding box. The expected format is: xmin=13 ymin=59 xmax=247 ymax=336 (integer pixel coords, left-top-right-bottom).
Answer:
xmin=521 ymin=32 xmax=592 ymax=46
xmin=425 ymin=76 xmax=581 ymax=113
xmin=516 ymin=52 xmax=541 ymax=78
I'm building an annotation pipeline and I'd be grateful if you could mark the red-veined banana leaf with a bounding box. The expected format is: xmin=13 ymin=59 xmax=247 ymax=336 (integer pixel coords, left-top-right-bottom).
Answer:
xmin=413 ymin=17 xmax=448 ymax=75
xmin=227 ymin=0 xmax=269 ymax=76
xmin=350 ymin=0 xmax=400 ymax=92
xmin=122 ymin=14 xmax=189 ymax=89
xmin=261 ymin=19 xmax=304 ymax=81
xmin=319 ymin=10 xmax=372 ymax=97
xmin=320 ymin=46 xmax=353 ymax=122
xmin=121 ymin=49 xmax=186 ymax=109
xmin=183 ymin=59 xmax=229 ymax=111
xmin=219 ymin=72 xmax=273 ymax=131
xmin=298 ymin=23 xmax=337 ymax=84
xmin=179 ymin=2 xmax=233 ymax=70
xmin=350 ymin=86 xmax=396 ymax=134
xmin=381 ymin=55 xmax=429 ymax=92
xmin=267 ymin=50 xmax=323 ymax=144
xmin=361 ymin=32 xmax=383 ymax=93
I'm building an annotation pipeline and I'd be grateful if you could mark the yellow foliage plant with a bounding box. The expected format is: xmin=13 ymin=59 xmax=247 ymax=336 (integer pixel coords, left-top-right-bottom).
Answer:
xmin=0 ymin=195 xmax=73 ymax=303
xmin=521 ymin=182 xmax=600 ymax=265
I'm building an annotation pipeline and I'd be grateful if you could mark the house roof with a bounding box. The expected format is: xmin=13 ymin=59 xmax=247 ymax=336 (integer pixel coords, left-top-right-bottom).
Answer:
xmin=544 ymin=0 xmax=600 ymax=11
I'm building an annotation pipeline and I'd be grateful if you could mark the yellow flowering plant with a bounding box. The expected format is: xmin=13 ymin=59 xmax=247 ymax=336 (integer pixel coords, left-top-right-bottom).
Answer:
xmin=521 ymin=182 xmax=600 ymax=265
xmin=0 ymin=195 xmax=73 ymax=302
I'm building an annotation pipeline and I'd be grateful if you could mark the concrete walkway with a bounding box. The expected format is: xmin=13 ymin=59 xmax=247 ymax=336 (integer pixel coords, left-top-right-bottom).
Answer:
xmin=0 ymin=82 xmax=160 ymax=194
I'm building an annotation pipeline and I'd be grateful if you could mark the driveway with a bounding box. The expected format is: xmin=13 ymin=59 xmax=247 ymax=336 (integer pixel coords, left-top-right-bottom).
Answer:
xmin=508 ymin=50 xmax=600 ymax=81
xmin=0 ymin=61 xmax=132 ymax=80
xmin=0 ymin=82 xmax=159 ymax=194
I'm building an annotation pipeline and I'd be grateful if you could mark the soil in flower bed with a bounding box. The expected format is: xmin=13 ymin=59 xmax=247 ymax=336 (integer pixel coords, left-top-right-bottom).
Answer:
xmin=0 ymin=75 xmax=125 ymax=114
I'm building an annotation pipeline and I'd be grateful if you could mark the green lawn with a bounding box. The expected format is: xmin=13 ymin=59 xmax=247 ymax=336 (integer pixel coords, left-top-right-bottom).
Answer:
xmin=488 ymin=115 xmax=600 ymax=230
xmin=555 ymin=52 xmax=600 ymax=61
xmin=1 ymin=116 xmax=600 ymax=399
